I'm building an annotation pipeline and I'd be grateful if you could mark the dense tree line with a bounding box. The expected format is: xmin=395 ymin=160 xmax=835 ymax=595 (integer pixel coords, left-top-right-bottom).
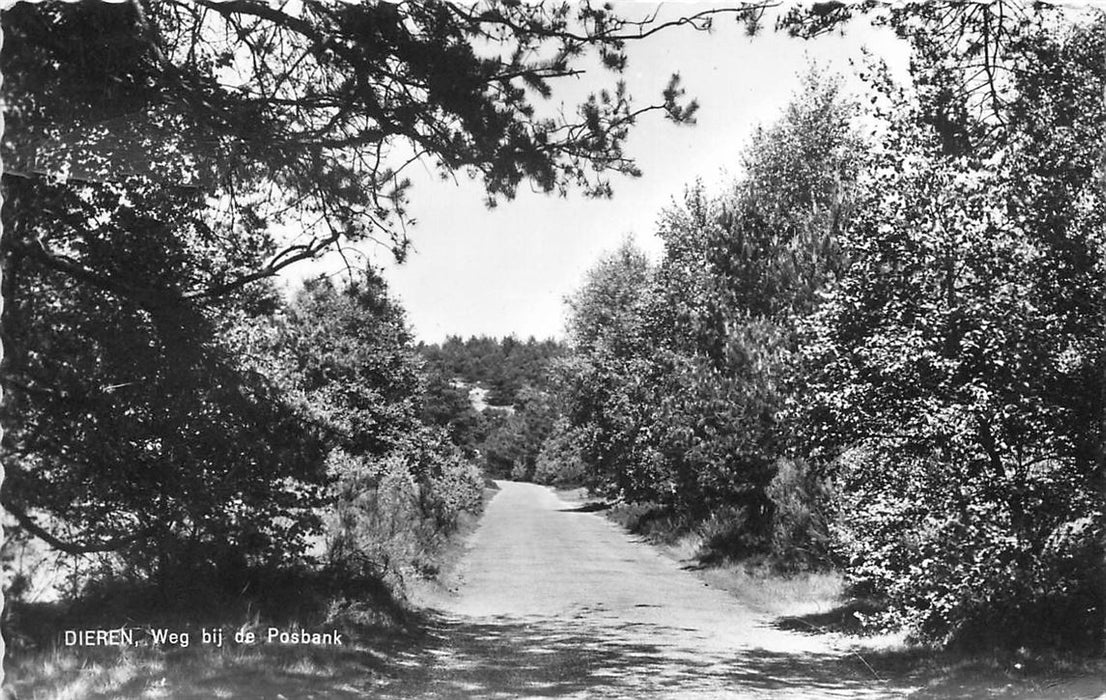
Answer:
xmin=551 ymin=7 xmax=1105 ymax=650
xmin=418 ymin=336 xmax=567 ymax=480
xmin=420 ymin=335 xmax=565 ymax=406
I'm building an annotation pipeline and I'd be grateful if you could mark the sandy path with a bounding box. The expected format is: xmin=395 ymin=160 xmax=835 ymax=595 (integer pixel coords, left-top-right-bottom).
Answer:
xmin=374 ymin=481 xmax=915 ymax=698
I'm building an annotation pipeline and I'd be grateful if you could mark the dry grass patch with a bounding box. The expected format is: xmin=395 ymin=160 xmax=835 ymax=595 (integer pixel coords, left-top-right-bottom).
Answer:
xmin=407 ymin=485 xmax=499 ymax=609
xmin=698 ymin=561 xmax=846 ymax=619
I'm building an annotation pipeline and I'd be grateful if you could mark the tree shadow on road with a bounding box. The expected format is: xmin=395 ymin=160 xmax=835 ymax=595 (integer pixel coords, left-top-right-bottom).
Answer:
xmin=368 ymin=611 xmax=908 ymax=699
xmin=558 ymin=501 xmax=611 ymax=513
xmin=772 ymin=604 xmax=1106 ymax=700
xmin=21 ymin=607 xmax=1100 ymax=699
xmin=364 ymin=611 xmax=1106 ymax=700
xmin=776 ymin=599 xmax=885 ymax=636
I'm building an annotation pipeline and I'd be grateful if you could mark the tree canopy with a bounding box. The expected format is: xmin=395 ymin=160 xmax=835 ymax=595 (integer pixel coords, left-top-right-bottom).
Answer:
xmin=551 ymin=3 xmax=1106 ymax=648
xmin=3 ymin=0 xmax=772 ymax=270
xmin=0 ymin=0 xmax=770 ymax=566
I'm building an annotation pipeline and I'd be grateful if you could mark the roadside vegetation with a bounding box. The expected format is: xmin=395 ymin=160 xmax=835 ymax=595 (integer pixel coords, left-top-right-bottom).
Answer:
xmin=0 ymin=1 xmax=740 ymax=695
xmin=3 ymin=0 xmax=1104 ymax=696
xmin=528 ymin=2 xmax=1106 ymax=662
xmin=325 ymin=1 xmax=1106 ymax=667
xmin=2 ymin=266 xmax=486 ymax=697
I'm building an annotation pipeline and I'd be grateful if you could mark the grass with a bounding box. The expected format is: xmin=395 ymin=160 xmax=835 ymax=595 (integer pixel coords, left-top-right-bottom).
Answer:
xmin=690 ymin=554 xmax=1106 ymax=699
xmin=698 ymin=560 xmax=847 ymax=618
xmin=406 ymin=485 xmax=499 ymax=609
xmin=3 ymin=488 xmax=502 ymax=700
xmin=3 ymin=563 xmax=418 ymax=699
xmin=4 ymin=624 xmax=423 ymax=699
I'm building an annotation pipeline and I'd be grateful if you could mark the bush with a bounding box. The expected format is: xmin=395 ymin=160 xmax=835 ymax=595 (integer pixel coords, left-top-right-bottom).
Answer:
xmin=696 ymin=505 xmax=762 ymax=562
xmin=532 ymin=418 xmax=587 ymax=486
xmin=483 ymin=388 xmax=558 ymax=481
xmin=831 ymin=445 xmax=1102 ymax=648
xmin=766 ymin=458 xmax=834 ymax=570
xmin=606 ymin=501 xmax=693 ymax=545
xmin=418 ymin=445 xmax=485 ymax=532
xmin=324 ymin=440 xmax=483 ymax=593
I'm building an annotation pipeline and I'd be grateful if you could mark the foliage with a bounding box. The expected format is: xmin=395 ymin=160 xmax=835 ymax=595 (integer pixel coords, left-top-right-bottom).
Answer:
xmin=277 ymin=272 xmax=423 ymax=459
xmin=324 ymin=438 xmax=483 ymax=590
xmin=558 ymin=74 xmax=861 ymax=557
xmin=5 ymin=0 xmax=1103 ymax=660
xmin=799 ymin=13 xmax=1106 ymax=646
xmin=418 ymin=335 xmax=566 ymax=477
xmin=765 ymin=459 xmax=834 ymax=572
xmin=419 ymin=335 xmax=566 ymax=407
xmin=552 ymin=8 xmax=1105 ymax=651
xmin=654 ymin=71 xmax=859 ymax=339
xmin=1 ymin=0 xmax=755 ymax=573
xmin=532 ymin=418 xmax=588 ymax=486
xmin=558 ymin=240 xmax=660 ymax=497
xmin=270 ymin=269 xmax=486 ymax=586
xmin=420 ymin=371 xmax=488 ymax=456
xmin=3 ymin=0 xmax=767 ymax=266
xmin=0 ymin=177 xmax=329 ymax=579
xmin=498 ymin=389 xmax=560 ymax=481
xmin=779 ymin=1 xmax=1046 ymax=156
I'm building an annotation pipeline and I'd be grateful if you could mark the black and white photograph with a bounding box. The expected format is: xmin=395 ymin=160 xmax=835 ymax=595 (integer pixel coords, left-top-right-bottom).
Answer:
xmin=1 ymin=1 xmax=1105 ymax=697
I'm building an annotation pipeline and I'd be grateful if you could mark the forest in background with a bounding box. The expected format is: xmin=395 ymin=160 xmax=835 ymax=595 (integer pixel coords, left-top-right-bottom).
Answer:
xmin=418 ymin=336 xmax=566 ymax=482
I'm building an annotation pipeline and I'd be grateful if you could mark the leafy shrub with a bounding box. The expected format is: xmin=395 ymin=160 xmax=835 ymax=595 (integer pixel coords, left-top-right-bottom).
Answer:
xmin=480 ymin=410 xmax=522 ymax=479
xmin=532 ymin=418 xmax=587 ymax=486
xmin=509 ymin=450 xmax=532 ymax=482
xmin=696 ymin=505 xmax=761 ymax=562
xmin=417 ymin=443 xmax=486 ymax=532
xmin=831 ymin=445 xmax=1102 ymax=648
xmin=606 ymin=502 xmax=694 ymax=546
xmin=483 ymin=388 xmax=558 ymax=481
xmin=766 ymin=458 xmax=834 ymax=570
xmin=324 ymin=440 xmax=483 ymax=592
xmin=798 ymin=23 xmax=1106 ymax=648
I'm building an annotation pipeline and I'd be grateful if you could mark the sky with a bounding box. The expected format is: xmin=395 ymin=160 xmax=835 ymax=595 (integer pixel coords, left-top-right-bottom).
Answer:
xmin=287 ymin=3 xmax=911 ymax=344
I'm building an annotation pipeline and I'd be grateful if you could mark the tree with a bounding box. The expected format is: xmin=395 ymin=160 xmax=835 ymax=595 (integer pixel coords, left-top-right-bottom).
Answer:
xmin=557 ymin=74 xmax=863 ymax=553
xmin=249 ymin=268 xmax=483 ymax=583
xmin=278 ymin=272 xmax=423 ymax=459
xmin=4 ymin=0 xmax=772 ymax=271
xmin=652 ymin=72 xmax=860 ymax=351
xmin=629 ymin=72 xmax=860 ymax=540
xmin=0 ymin=0 xmax=766 ymax=563
xmin=559 ymin=240 xmax=662 ymax=498
xmin=798 ymin=12 xmax=1106 ymax=646
xmin=496 ymin=388 xmax=560 ymax=481
xmin=420 ymin=371 xmax=486 ymax=456
xmin=567 ymin=240 xmax=656 ymax=357
xmin=781 ymin=1 xmax=1032 ymax=141
xmin=533 ymin=417 xmax=588 ymax=486
xmin=0 ymin=178 xmax=329 ymax=575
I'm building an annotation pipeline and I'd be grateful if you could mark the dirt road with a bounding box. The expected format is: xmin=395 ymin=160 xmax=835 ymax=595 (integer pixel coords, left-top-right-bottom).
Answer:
xmin=374 ymin=481 xmax=917 ymax=699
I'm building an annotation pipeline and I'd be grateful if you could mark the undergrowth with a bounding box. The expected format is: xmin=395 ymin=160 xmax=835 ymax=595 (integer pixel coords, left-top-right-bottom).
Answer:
xmin=2 ymin=563 xmax=417 ymax=699
xmin=3 ymin=481 xmax=495 ymax=699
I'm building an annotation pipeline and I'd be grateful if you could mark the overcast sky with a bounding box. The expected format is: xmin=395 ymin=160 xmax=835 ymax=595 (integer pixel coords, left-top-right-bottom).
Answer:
xmin=289 ymin=3 xmax=910 ymax=344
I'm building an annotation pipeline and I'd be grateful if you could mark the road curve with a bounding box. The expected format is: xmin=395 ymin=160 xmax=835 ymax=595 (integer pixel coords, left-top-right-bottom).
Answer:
xmin=375 ymin=481 xmax=911 ymax=699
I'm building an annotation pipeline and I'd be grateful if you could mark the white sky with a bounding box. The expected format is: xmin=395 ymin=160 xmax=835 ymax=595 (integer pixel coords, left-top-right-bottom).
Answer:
xmin=288 ymin=4 xmax=911 ymax=344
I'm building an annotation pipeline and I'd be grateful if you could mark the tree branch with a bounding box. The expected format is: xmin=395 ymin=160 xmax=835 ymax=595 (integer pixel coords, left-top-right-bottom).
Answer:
xmin=2 ymin=498 xmax=157 ymax=555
